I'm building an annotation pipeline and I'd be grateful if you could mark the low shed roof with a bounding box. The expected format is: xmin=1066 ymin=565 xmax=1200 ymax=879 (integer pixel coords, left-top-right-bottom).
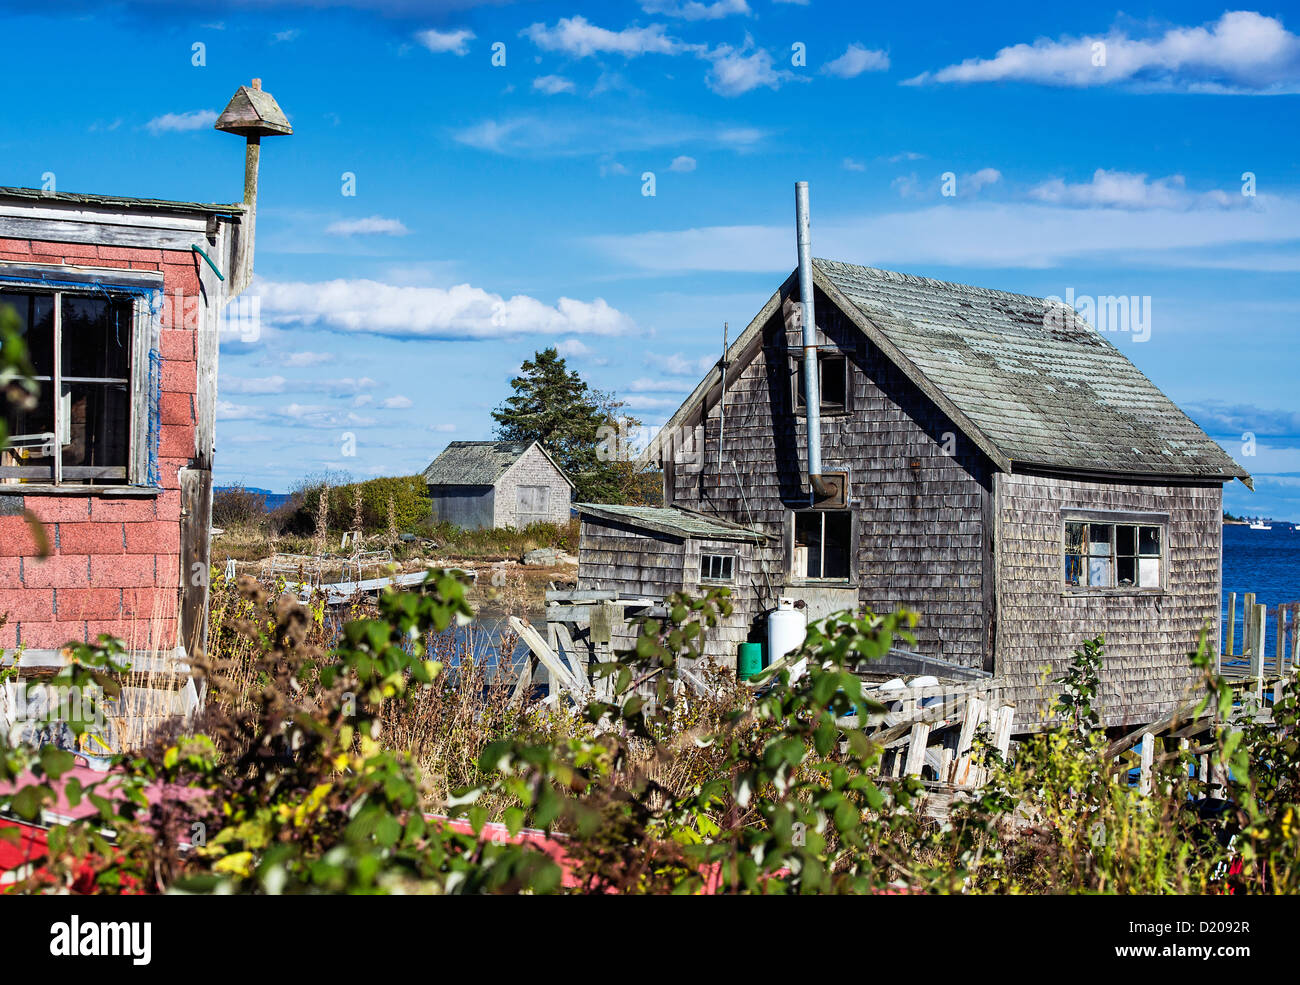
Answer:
xmin=578 ymin=504 xmax=766 ymax=543
xmin=422 ymin=440 xmax=574 ymax=488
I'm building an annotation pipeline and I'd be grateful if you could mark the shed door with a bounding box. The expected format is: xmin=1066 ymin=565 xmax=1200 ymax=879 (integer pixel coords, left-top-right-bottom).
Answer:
xmin=516 ymin=485 xmax=550 ymax=527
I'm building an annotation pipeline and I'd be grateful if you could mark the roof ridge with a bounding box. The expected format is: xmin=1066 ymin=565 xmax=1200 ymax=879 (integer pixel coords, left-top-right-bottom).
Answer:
xmin=812 ymin=257 xmax=1052 ymax=306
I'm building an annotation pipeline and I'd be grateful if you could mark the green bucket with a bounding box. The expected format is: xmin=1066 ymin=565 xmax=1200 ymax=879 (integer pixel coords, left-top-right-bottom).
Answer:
xmin=737 ymin=642 xmax=764 ymax=681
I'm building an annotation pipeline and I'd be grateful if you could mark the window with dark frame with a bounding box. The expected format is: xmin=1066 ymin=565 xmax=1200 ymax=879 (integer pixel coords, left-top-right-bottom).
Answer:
xmin=1063 ymin=520 xmax=1163 ymax=590
xmin=793 ymin=353 xmax=848 ymax=415
xmin=700 ymin=553 xmax=735 ymax=582
xmin=792 ymin=510 xmax=851 ymax=580
xmin=0 ymin=289 xmax=134 ymax=485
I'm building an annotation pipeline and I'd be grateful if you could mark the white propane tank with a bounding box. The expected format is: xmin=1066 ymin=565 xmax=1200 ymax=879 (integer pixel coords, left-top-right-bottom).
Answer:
xmin=767 ymin=597 xmax=808 ymax=664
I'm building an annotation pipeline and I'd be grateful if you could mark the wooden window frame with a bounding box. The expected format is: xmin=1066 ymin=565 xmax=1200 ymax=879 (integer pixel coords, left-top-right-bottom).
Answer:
xmin=788 ymin=508 xmax=855 ymax=584
xmin=1061 ymin=510 xmax=1167 ymax=594
xmin=0 ymin=267 xmax=161 ymax=489
xmin=699 ymin=552 xmax=736 ymax=583
xmin=792 ymin=351 xmax=850 ymax=418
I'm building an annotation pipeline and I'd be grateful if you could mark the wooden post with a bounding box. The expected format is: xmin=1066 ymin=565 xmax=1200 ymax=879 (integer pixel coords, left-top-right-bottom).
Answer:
xmin=1198 ymin=753 xmax=1209 ymax=800
xmin=950 ymin=696 xmax=986 ymax=786
xmin=1223 ymin=591 xmax=1236 ymax=669
xmin=1252 ymin=603 xmax=1267 ymax=705
xmin=1139 ymin=733 xmax=1155 ymax=796
xmin=904 ymin=723 xmax=931 ymax=777
xmin=1277 ymin=605 xmax=1286 ymax=678
xmin=1243 ymin=593 xmax=1256 ymax=660
xmin=1290 ymin=604 xmax=1300 ymax=675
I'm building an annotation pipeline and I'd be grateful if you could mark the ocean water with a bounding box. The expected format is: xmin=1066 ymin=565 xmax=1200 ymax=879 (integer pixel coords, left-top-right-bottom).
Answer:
xmin=1221 ymin=523 xmax=1300 ymax=659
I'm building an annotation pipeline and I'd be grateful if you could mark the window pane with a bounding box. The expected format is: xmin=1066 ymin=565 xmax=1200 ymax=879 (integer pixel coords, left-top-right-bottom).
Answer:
xmin=1117 ymin=555 xmax=1137 ymax=587
xmin=1138 ymin=558 xmax=1160 ymax=588
xmin=822 ymin=511 xmax=851 ymax=579
xmin=721 ymin=556 xmax=733 ymax=580
xmin=1 ymin=292 xmax=54 ymax=377
xmin=1 ymin=383 xmax=56 ymax=473
xmin=1116 ymin=524 xmax=1136 ymax=557
xmin=820 ymin=356 xmax=847 ymax=410
xmin=61 ymin=382 xmax=129 ymax=469
xmin=794 ymin=512 xmax=822 ymax=577
xmin=1088 ymin=524 xmax=1113 ymax=556
xmin=1088 ymin=557 xmax=1112 ymax=587
xmin=61 ymin=296 xmax=132 ymax=380
xmin=1139 ymin=526 xmax=1161 ymax=556
xmin=1064 ymin=522 xmax=1085 ymax=553
xmin=1065 ymin=554 xmax=1084 ymax=586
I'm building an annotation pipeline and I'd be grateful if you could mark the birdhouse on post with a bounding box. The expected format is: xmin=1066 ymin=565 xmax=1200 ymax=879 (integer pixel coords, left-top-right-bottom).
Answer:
xmin=214 ymin=78 xmax=292 ymax=294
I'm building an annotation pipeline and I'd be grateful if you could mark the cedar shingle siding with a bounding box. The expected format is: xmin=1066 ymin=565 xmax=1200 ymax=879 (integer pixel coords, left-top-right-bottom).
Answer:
xmin=576 ymin=260 xmax=1247 ymax=731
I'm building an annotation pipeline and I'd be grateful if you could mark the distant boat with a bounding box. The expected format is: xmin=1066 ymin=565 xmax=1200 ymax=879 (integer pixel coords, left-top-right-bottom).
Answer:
xmin=1249 ymin=520 xmax=1272 ymax=530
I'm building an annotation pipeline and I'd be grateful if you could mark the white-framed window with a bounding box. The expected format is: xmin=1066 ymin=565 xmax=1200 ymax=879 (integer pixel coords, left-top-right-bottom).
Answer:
xmin=700 ymin=553 xmax=735 ymax=582
xmin=792 ymin=509 xmax=852 ymax=580
xmin=1 ymin=283 xmax=155 ymax=486
xmin=1063 ymin=519 xmax=1164 ymax=590
xmin=516 ymin=484 xmax=550 ymax=526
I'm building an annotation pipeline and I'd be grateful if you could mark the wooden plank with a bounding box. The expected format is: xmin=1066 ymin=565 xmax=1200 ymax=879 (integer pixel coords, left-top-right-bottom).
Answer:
xmin=949 ymin=696 xmax=986 ymax=786
xmin=509 ymin=616 xmax=584 ymax=699
xmin=1252 ymin=603 xmax=1267 ymax=704
xmin=1224 ymin=591 xmax=1236 ymax=663
xmin=904 ymin=723 xmax=931 ymax=776
xmin=552 ymin=621 xmax=588 ymax=683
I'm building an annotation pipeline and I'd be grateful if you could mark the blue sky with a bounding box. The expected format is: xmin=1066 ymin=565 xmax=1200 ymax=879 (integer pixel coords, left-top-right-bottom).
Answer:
xmin=3 ymin=1 xmax=1298 ymax=517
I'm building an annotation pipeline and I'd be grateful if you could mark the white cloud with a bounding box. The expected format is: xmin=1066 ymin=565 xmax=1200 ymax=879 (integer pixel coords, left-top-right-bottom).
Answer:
xmin=415 ymin=27 xmax=475 ymax=55
xmin=641 ymin=0 xmax=750 ymax=20
xmin=221 ymin=375 xmax=287 ymax=395
xmin=843 ymin=157 xmax=866 ymax=172
xmin=277 ymin=403 xmax=376 ymax=429
xmin=889 ymin=151 xmax=924 ymax=162
xmin=588 ymin=193 xmax=1300 ymax=272
xmin=256 ymin=278 xmax=637 ymax=340
xmin=273 ymin=29 xmax=300 ymax=43
xmin=381 ymin=395 xmax=414 ymax=409
xmin=452 ymin=113 xmax=767 ymax=157
xmin=645 ymin=352 xmax=717 ymax=376
xmin=629 ymin=377 xmax=692 ymax=392
xmin=325 ymin=215 xmax=410 ymax=236
xmin=533 ymin=74 xmax=576 ymax=95
xmin=428 ymin=423 xmax=457 ymax=432
xmin=146 ymin=109 xmax=217 ymax=134
xmin=555 ymin=338 xmax=593 ymax=357
xmin=669 ymin=155 xmax=697 ymax=172
xmin=965 ymin=167 xmax=1002 ymax=193
xmin=703 ymin=40 xmax=799 ymax=96
xmin=624 ymin=394 xmax=682 ymax=410
xmin=279 ymin=351 xmax=336 ymax=368
xmin=1028 ymin=169 xmax=1237 ymax=210
xmin=522 ymin=16 xmax=689 ymax=58
xmin=908 ymin=10 xmax=1300 ymax=94
xmin=217 ymin=400 xmax=259 ymax=421
xmin=822 ymin=43 xmax=890 ymax=78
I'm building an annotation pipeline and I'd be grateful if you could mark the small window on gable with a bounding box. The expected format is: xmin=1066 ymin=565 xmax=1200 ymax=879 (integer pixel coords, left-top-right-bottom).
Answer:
xmin=700 ymin=553 xmax=735 ymax=582
xmin=1 ymin=288 xmax=140 ymax=486
xmin=794 ymin=354 xmax=848 ymax=415
xmin=1064 ymin=519 xmax=1163 ymax=590
xmin=792 ymin=509 xmax=852 ymax=580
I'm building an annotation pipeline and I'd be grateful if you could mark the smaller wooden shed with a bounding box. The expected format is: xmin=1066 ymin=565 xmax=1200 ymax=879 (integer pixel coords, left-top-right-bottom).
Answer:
xmin=422 ymin=440 xmax=574 ymax=530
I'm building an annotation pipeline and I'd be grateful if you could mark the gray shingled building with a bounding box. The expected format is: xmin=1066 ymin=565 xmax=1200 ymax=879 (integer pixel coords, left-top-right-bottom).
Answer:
xmin=423 ymin=440 xmax=574 ymax=530
xmin=577 ymin=259 xmax=1250 ymax=730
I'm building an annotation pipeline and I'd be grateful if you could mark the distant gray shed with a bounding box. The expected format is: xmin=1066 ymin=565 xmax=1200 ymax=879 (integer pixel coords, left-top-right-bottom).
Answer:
xmin=423 ymin=440 xmax=574 ymax=530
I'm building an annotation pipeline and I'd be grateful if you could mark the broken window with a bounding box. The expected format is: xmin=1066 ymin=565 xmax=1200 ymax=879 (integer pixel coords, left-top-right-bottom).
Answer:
xmin=700 ymin=553 xmax=735 ymax=582
xmin=1064 ymin=520 xmax=1163 ymax=590
xmin=515 ymin=485 xmax=550 ymax=526
xmin=1 ymin=289 xmax=134 ymax=485
xmin=793 ymin=353 xmax=848 ymax=415
xmin=793 ymin=510 xmax=852 ymax=580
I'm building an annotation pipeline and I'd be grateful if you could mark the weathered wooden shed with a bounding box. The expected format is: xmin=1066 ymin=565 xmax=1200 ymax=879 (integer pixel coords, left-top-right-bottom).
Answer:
xmin=423 ymin=440 xmax=574 ymax=530
xmin=594 ymin=258 xmax=1250 ymax=730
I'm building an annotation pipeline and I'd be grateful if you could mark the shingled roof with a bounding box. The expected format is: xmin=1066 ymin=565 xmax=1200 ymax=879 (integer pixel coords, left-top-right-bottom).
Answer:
xmin=649 ymin=260 xmax=1250 ymax=485
xmin=578 ymin=504 xmax=766 ymax=542
xmin=421 ymin=440 xmax=573 ymax=487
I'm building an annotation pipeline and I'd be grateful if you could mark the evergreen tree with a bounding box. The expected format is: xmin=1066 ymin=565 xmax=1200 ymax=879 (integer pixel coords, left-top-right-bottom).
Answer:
xmin=491 ymin=348 xmax=608 ymax=501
